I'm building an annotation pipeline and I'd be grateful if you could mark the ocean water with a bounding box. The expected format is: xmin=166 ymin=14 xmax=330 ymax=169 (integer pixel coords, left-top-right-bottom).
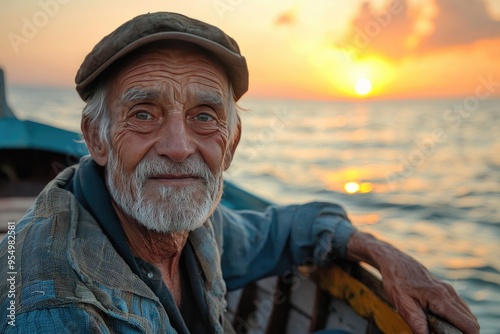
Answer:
xmin=6 ymin=85 xmax=500 ymax=332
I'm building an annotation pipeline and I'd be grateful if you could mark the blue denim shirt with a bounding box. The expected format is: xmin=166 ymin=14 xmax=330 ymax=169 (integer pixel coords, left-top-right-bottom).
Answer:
xmin=0 ymin=164 xmax=355 ymax=333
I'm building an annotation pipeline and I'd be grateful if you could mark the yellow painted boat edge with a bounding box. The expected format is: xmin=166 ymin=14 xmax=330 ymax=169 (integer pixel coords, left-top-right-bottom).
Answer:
xmin=317 ymin=266 xmax=413 ymax=334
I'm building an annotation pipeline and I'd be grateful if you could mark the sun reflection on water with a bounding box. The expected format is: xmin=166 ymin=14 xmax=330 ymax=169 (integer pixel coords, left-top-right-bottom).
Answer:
xmin=344 ymin=181 xmax=374 ymax=194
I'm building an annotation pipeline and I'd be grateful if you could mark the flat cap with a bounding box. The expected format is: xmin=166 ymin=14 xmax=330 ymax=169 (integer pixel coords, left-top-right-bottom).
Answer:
xmin=75 ymin=12 xmax=248 ymax=101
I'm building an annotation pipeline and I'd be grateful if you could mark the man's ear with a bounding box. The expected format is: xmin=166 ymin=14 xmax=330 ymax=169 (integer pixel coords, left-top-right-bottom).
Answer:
xmin=81 ymin=117 xmax=109 ymax=166
xmin=223 ymin=116 xmax=241 ymax=171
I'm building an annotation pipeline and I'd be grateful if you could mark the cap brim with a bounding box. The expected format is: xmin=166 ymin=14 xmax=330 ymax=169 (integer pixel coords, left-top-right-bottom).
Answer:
xmin=76 ymin=31 xmax=248 ymax=101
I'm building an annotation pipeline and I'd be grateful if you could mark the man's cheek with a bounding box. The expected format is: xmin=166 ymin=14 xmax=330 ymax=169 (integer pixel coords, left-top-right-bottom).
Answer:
xmin=197 ymin=138 xmax=226 ymax=173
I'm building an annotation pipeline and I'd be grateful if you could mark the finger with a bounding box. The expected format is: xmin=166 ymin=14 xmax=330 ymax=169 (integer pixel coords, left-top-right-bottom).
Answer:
xmin=441 ymin=282 xmax=471 ymax=313
xmin=423 ymin=283 xmax=479 ymax=334
xmin=427 ymin=296 xmax=479 ymax=333
xmin=428 ymin=305 xmax=479 ymax=334
xmin=393 ymin=293 xmax=429 ymax=334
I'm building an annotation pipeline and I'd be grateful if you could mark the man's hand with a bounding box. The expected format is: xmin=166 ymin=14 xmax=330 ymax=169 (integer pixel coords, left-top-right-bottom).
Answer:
xmin=346 ymin=231 xmax=480 ymax=334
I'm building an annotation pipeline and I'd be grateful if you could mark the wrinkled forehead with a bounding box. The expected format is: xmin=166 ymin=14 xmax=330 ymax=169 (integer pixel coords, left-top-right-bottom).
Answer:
xmin=107 ymin=41 xmax=230 ymax=88
xmin=104 ymin=41 xmax=231 ymax=106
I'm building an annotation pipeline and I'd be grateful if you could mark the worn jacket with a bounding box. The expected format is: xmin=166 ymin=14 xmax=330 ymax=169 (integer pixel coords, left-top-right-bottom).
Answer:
xmin=0 ymin=164 xmax=355 ymax=333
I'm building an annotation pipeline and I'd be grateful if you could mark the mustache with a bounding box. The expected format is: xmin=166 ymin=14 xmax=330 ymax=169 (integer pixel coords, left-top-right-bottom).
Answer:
xmin=133 ymin=155 xmax=213 ymax=185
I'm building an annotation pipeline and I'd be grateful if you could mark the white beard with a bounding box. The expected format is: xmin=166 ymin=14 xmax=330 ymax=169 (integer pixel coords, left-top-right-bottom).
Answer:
xmin=106 ymin=149 xmax=223 ymax=233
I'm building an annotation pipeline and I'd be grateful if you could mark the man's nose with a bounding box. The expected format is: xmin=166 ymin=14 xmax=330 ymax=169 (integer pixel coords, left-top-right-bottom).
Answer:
xmin=154 ymin=116 xmax=196 ymax=162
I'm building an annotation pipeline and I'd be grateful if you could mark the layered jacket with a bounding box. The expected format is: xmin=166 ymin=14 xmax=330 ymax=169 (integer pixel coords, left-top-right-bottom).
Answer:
xmin=0 ymin=162 xmax=355 ymax=333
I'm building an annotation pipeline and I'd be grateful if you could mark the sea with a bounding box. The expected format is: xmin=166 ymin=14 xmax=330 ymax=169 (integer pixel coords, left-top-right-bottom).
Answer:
xmin=6 ymin=85 xmax=500 ymax=333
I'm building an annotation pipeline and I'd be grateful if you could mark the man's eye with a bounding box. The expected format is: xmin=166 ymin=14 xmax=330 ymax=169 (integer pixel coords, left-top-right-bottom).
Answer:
xmin=195 ymin=113 xmax=215 ymax=122
xmin=134 ymin=111 xmax=152 ymax=120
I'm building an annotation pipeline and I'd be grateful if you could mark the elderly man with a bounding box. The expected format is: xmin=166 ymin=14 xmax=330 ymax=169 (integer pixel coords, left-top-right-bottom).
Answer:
xmin=0 ymin=12 xmax=478 ymax=334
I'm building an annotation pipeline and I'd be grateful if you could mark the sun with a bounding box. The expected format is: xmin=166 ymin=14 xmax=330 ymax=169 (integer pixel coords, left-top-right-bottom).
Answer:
xmin=354 ymin=78 xmax=372 ymax=96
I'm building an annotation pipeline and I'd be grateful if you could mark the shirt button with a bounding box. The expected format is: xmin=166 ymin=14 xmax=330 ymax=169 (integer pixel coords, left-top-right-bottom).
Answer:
xmin=147 ymin=272 xmax=154 ymax=279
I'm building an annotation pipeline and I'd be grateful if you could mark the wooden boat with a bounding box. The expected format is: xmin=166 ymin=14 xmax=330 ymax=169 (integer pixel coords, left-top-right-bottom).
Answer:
xmin=0 ymin=70 xmax=85 ymax=198
xmin=0 ymin=69 xmax=460 ymax=333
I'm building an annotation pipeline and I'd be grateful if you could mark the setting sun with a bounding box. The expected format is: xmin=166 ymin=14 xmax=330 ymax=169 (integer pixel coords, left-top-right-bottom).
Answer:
xmin=355 ymin=78 xmax=372 ymax=96
xmin=344 ymin=182 xmax=360 ymax=194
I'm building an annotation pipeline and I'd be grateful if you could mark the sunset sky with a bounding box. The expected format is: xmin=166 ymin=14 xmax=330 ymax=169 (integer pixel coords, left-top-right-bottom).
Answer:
xmin=1 ymin=0 xmax=500 ymax=100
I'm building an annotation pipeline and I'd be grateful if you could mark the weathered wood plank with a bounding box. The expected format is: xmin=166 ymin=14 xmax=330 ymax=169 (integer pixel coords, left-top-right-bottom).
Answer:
xmin=324 ymin=299 xmax=368 ymax=333
xmin=0 ymin=197 xmax=34 ymax=240
xmin=0 ymin=197 xmax=34 ymax=221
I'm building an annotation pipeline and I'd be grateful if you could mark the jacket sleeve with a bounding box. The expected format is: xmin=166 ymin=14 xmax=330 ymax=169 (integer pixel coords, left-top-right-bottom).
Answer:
xmin=213 ymin=201 xmax=356 ymax=291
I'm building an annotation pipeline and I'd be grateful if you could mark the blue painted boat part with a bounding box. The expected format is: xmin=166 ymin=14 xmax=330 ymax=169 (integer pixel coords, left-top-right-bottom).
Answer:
xmin=0 ymin=69 xmax=88 ymax=158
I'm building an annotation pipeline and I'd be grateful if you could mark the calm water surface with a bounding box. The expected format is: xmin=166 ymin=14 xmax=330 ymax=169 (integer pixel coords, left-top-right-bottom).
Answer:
xmin=7 ymin=86 xmax=500 ymax=332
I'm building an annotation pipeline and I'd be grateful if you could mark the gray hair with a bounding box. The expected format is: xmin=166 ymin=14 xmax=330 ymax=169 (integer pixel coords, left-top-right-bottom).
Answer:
xmin=82 ymin=80 xmax=111 ymax=146
xmin=81 ymin=81 xmax=240 ymax=148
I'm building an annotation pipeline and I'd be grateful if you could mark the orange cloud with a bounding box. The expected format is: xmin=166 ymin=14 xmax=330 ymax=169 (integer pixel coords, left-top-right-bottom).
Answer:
xmin=338 ymin=0 xmax=500 ymax=60
xmin=421 ymin=0 xmax=500 ymax=48
xmin=275 ymin=8 xmax=298 ymax=26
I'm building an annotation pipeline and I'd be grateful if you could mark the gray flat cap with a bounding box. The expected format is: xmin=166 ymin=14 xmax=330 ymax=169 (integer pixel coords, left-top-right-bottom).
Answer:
xmin=75 ymin=12 xmax=248 ymax=101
